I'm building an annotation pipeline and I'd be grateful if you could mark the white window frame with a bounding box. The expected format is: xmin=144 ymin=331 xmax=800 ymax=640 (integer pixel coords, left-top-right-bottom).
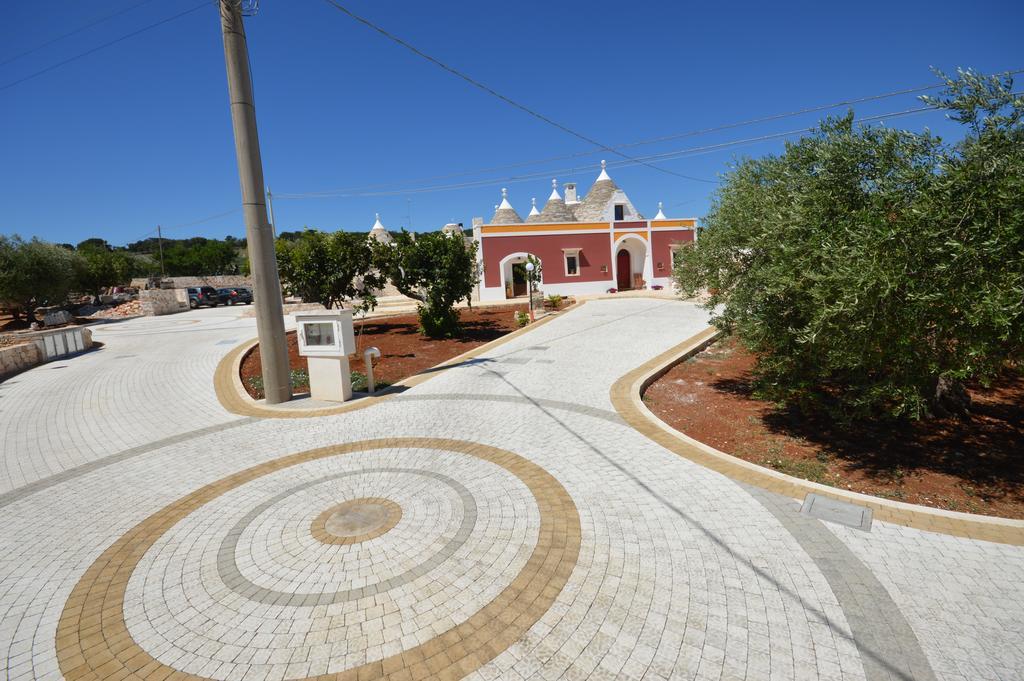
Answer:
xmin=562 ymin=248 xmax=581 ymax=277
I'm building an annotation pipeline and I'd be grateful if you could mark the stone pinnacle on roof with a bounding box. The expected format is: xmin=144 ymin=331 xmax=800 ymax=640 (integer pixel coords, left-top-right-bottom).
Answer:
xmin=548 ymin=178 xmax=561 ymax=201
xmin=654 ymin=202 xmax=667 ymax=220
xmin=539 ymin=178 xmax=576 ymax=222
xmin=498 ymin=187 xmax=513 ymax=209
xmin=490 ymin=187 xmax=523 ymax=224
xmin=526 ymin=197 xmax=545 ymax=223
xmin=596 ymin=159 xmax=611 ymax=182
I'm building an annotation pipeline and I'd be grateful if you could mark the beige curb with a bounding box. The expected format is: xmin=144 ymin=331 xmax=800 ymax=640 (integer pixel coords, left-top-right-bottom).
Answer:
xmin=214 ymin=302 xmax=584 ymax=419
xmin=610 ymin=327 xmax=1024 ymax=546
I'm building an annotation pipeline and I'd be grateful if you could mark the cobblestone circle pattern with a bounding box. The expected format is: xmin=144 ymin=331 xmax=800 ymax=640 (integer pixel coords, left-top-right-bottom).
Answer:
xmin=55 ymin=438 xmax=581 ymax=680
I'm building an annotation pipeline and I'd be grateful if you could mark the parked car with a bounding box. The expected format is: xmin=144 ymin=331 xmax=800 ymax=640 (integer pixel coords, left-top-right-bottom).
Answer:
xmin=217 ymin=287 xmax=253 ymax=305
xmin=186 ymin=286 xmax=221 ymax=308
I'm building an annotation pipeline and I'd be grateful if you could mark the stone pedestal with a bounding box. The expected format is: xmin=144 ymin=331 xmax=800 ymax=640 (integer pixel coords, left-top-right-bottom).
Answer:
xmin=307 ymin=355 xmax=352 ymax=402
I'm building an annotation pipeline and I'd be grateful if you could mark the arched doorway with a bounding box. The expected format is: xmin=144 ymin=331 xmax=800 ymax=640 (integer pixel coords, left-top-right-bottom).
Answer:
xmin=616 ymin=250 xmax=631 ymax=290
xmin=499 ymin=252 xmax=542 ymax=299
xmin=613 ymin=236 xmax=649 ymax=291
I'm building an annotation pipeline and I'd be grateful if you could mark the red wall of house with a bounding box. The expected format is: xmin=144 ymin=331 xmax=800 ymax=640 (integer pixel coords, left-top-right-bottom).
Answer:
xmin=482 ymin=233 xmax=613 ymax=287
xmin=651 ymin=229 xmax=695 ymax=276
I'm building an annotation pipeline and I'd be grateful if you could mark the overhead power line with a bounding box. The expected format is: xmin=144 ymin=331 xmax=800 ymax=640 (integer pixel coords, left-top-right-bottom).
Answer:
xmin=275 ymin=103 xmax=944 ymax=200
xmin=162 ymin=208 xmax=242 ymax=232
xmin=0 ymin=0 xmax=161 ymax=68
xmin=285 ymin=60 xmax=1023 ymax=197
xmin=0 ymin=1 xmax=209 ymax=93
xmin=318 ymin=0 xmax=716 ymax=184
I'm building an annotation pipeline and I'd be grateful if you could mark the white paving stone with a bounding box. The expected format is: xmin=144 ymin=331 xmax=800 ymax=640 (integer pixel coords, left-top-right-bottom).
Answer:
xmin=0 ymin=299 xmax=1019 ymax=680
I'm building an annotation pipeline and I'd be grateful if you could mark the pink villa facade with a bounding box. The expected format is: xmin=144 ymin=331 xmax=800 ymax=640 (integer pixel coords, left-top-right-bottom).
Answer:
xmin=472 ymin=162 xmax=697 ymax=301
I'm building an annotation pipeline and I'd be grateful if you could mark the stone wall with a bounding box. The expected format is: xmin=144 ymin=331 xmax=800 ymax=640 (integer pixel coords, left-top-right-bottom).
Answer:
xmin=130 ymin=275 xmax=253 ymax=290
xmin=0 ymin=343 xmax=41 ymax=380
xmin=139 ymin=289 xmax=189 ymax=316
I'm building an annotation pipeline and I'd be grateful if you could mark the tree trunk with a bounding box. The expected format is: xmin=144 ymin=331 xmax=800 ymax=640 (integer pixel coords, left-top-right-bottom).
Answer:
xmin=930 ymin=375 xmax=972 ymax=418
xmin=23 ymin=300 xmax=37 ymax=324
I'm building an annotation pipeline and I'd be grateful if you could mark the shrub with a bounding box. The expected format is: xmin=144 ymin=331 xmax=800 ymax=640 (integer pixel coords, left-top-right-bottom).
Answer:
xmin=381 ymin=230 xmax=478 ymax=338
xmin=515 ymin=310 xmax=530 ymax=327
xmin=275 ymin=229 xmax=384 ymax=312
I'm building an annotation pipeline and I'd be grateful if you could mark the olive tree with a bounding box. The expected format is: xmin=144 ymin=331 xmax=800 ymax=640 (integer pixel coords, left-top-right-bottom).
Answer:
xmin=675 ymin=69 xmax=1023 ymax=420
xmin=382 ymin=230 xmax=478 ymax=338
xmin=0 ymin=236 xmax=80 ymax=322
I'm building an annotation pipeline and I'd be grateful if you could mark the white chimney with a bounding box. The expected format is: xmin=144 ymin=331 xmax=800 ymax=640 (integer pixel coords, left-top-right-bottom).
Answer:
xmin=564 ymin=182 xmax=578 ymax=204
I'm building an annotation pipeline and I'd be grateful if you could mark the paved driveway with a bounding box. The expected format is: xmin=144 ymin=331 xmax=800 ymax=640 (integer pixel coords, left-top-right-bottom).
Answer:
xmin=0 ymin=299 xmax=1020 ymax=680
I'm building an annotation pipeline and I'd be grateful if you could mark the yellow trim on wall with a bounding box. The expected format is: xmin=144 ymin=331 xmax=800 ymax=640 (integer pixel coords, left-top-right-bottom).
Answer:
xmin=651 ymin=219 xmax=696 ymax=228
xmin=481 ymin=222 xmax=609 ymax=235
xmin=613 ymin=231 xmax=648 ymax=241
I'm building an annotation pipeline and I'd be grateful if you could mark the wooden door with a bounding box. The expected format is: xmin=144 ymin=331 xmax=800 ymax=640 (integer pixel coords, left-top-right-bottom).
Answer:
xmin=616 ymin=250 xmax=631 ymax=289
xmin=511 ymin=263 xmax=528 ymax=297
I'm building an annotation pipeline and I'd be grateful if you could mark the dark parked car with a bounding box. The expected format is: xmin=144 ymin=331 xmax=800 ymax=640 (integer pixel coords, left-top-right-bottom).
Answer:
xmin=186 ymin=286 xmax=221 ymax=309
xmin=217 ymin=287 xmax=253 ymax=305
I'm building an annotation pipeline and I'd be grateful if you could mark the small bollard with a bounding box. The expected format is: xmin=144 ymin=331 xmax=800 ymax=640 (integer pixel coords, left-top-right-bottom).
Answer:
xmin=363 ymin=346 xmax=381 ymax=393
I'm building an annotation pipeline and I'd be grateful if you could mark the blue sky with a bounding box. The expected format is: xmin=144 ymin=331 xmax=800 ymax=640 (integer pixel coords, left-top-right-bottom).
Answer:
xmin=1 ymin=0 xmax=1021 ymax=246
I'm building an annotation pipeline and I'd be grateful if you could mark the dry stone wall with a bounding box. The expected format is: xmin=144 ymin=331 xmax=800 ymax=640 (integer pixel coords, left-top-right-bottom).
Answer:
xmin=0 ymin=343 xmax=41 ymax=380
xmin=130 ymin=275 xmax=253 ymax=290
xmin=139 ymin=289 xmax=189 ymax=316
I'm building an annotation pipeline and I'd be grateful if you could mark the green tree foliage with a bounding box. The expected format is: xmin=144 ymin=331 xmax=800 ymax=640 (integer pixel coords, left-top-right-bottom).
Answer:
xmin=161 ymin=239 xmax=241 ymax=276
xmin=126 ymin=236 xmax=247 ymax=276
xmin=74 ymin=239 xmax=143 ymax=302
xmin=275 ymin=229 xmax=385 ymax=311
xmin=675 ymin=69 xmax=1023 ymax=421
xmin=0 ymin=236 xmax=79 ymax=321
xmin=382 ymin=230 xmax=478 ymax=338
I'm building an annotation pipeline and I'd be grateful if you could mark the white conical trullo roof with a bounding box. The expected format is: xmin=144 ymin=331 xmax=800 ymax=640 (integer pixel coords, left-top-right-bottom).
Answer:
xmin=368 ymin=213 xmax=392 ymax=243
xmin=654 ymin=201 xmax=667 ymax=220
xmin=490 ymin=187 xmax=523 ymax=224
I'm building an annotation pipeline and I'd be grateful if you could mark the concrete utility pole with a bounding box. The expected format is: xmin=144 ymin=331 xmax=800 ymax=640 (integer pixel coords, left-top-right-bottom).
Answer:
xmin=265 ymin=186 xmax=276 ymax=239
xmin=156 ymin=225 xmax=166 ymax=277
xmin=219 ymin=0 xmax=291 ymax=404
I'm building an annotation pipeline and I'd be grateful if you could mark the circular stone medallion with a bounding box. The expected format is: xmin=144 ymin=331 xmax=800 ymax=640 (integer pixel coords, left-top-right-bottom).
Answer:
xmin=312 ymin=496 xmax=402 ymax=545
xmin=57 ymin=438 xmax=581 ymax=681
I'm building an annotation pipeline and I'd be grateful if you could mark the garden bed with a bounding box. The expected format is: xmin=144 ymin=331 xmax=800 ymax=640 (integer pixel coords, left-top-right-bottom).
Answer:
xmin=643 ymin=336 xmax=1024 ymax=519
xmin=241 ymin=304 xmax=529 ymax=399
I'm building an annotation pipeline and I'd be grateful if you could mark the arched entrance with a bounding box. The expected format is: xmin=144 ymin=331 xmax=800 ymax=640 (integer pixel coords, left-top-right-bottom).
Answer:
xmin=499 ymin=252 xmax=542 ymax=299
xmin=613 ymin=236 xmax=648 ymax=290
xmin=616 ymin=250 xmax=631 ymax=290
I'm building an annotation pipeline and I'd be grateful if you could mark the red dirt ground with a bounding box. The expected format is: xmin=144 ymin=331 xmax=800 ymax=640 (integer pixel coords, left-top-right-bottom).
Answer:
xmin=241 ymin=304 xmax=529 ymax=398
xmin=643 ymin=336 xmax=1024 ymax=519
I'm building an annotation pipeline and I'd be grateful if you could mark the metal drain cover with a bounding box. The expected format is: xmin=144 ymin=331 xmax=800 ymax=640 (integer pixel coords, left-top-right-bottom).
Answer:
xmin=800 ymin=493 xmax=873 ymax=531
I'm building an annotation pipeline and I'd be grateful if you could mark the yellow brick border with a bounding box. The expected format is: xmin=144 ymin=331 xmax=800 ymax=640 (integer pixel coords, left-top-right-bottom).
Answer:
xmin=610 ymin=327 xmax=1024 ymax=546
xmin=213 ymin=302 xmax=584 ymax=419
xmin=56 ymin=437 xmax=581 ymax=681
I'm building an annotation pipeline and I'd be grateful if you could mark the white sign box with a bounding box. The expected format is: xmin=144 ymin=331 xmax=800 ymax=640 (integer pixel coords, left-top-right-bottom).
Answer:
xmin=295 ymin=311 xmax=356 ymax=358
